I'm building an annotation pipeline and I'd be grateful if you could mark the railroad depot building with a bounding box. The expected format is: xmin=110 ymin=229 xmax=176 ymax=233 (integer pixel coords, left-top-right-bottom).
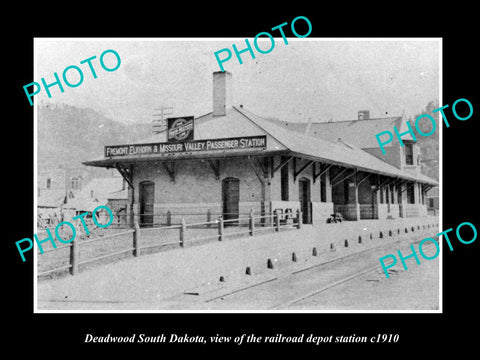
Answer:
xmin=84 ymin=71 xmax=438 ymax=227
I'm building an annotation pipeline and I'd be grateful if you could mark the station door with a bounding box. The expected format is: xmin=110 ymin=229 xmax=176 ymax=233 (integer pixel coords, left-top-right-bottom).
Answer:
xmin=299 ymin=178 xmax=311 ymax=224
xmin=139 ymin=181 xmax=154 ymax=227
xmin=222 ymin=177 xmax=240 ymax=223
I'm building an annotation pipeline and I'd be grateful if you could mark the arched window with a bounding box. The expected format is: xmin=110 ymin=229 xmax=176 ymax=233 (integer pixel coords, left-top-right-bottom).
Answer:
xmin=222 ymin=177 xmax=240 ymax=221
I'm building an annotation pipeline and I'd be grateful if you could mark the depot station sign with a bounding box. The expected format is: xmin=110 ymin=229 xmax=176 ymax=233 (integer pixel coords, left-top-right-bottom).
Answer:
xmin=105 ymin=135 xmax=267 ymax=158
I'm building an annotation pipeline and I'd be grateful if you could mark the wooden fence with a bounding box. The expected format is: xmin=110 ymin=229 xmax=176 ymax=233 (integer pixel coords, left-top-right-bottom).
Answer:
xmin=37 ymin=209 xmax=302 ymax=278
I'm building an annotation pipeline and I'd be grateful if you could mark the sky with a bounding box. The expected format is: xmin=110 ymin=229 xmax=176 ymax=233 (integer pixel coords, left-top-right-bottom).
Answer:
xmin=34 ymin=38 xmax=440 ymax=124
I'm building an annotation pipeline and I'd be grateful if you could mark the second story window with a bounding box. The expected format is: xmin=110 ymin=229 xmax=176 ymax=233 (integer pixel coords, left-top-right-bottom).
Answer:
xmin=69 ymin=177 xmax=80 ymax=190
xmin=405 ymin=143 xmax=413 ymax=165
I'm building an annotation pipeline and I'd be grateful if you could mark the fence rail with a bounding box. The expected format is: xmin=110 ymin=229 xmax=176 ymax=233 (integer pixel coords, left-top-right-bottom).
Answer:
xmin=37 ymin=209 xmax=302 ymax=278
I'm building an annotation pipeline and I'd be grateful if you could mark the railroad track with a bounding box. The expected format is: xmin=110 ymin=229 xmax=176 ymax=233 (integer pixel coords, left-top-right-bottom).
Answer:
xmin=196 ymin=224 xmax=439 ymax=310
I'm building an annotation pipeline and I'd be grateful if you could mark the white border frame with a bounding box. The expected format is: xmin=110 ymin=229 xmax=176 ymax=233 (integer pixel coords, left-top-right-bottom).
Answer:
xmin=33 ymin=37 xmax=443 ymax=314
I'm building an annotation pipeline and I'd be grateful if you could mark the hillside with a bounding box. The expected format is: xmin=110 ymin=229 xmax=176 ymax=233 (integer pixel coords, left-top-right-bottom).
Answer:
xmin=37 ymin=104 xmax=153 ymax=177
xmin=37 ymin=102 xmax=440 ymax=184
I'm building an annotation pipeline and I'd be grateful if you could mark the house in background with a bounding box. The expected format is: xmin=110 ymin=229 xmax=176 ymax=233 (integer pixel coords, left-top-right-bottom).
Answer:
xmin=266 ymin=110 xmax=437 ymax=220
xmin=60 ymin=176 xmax=128 ymax=227
xmin=426 ymin=186 xmax=439 ymax=215
xmin=74 ymin=176 xmax=126 ymax=202
xmin=107 ymin=189 xmax=129 ymax=226
xmin=37 ymin=189 xmax=76 ymax=229
xmin=37 ymin=166 xmax=88 ymax=205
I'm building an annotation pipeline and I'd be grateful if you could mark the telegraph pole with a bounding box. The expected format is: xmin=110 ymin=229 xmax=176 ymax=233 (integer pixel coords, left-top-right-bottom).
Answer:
xmin=152 ymin=106 xmax=173 ymax=133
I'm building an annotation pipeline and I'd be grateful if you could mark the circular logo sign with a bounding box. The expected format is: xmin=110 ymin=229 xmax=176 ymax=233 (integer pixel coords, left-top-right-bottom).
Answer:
xmin=168 ymin=118 xmax=193 ymax=141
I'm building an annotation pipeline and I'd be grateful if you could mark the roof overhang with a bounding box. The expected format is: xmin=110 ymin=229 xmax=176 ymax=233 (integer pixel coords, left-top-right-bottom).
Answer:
xmin=289 ymin=151 xmax=438 ymax=186
xmin=83 ymin=149 xmax=289 ymax=168
xmin=83 ymin=149 xmax=438 ymax=186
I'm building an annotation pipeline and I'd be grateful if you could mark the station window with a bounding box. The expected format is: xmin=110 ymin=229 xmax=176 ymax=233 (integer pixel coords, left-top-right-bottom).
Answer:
xmin=407 ymin=183 xmax=415 ymax=204
xmin=429 ymin=198 xmax=434 ymax=208
xmin=379 ymin=187 xmax=384 ymax=204
xmin=405 ymin=143 xmax=414 ymax=165
xmin=390 ymin=184 xmax=395 ymax=204
xmin=46 ymin=178 xmax=51 ymax=189
xmin=69 ymin=177 xmax=81 ymax=190
xmin=280 ymin=157 xmax=289 ymax=201
xmin=344 ymin=181 xmax=350 ymax=203
xmin=320 ymin=172 xmax=326 ymax=202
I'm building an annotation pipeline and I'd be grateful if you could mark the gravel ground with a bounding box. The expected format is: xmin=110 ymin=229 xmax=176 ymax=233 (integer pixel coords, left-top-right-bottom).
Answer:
xmin=180 ymin=230 xmax=440 ymax=311
xmin=36 ymin=219 xmax=439 ymax=311
xmin=37 ymin=218 xmax=438 ymax=311
xmin=37 ymin=223 xmax=278 ymax=280
xmin=285 ymin=250 xmax=439 ymax=311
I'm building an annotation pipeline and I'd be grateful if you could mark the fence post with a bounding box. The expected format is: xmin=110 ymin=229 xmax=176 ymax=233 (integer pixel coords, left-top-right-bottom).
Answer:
xmin=180 ymin=218 xmax=187 ymax=248
xmin=249 ymin=209 xmax=255 ymax=236
xmin=69 ymin=238 xmax=78 ymax=275
xmin=207 ymin=209 xmax=212 ymax=228
xmin=133 ymin=221 xmax=141 ymax=257
xmin=166 ymin=210 xmax=171 ymax=226
xmin=274 ymin=210 xmax=280 ymax=232
xmin=296 ymin=209 xmax=302 ymax=229
xmin=218 ymin=216 xmax=224 ymax=241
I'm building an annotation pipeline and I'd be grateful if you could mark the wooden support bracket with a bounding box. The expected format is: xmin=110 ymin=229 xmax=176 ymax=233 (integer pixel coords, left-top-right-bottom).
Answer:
xmin=248 ymin=156 xmax=265 ymax=185
xmin=294 ymin=160 xmax=314 ymax=182
xmin=377 ymin=176 xmax=397 ymax=189
xmin=271 ymin=155 xmax=294 ymax=178
xmin=400 ymin=181 xmax=415 ymax=194
xmin=162 ymin=161 xmax=176 ymax=183
xmin=331 ymin=168 xmax=357 ymax=187
xmin=313 ymin=164 xmax=332 ymax=183
xmin=256 ymin=157 xmax=268 ymax=177
xmin=208 ymin=160 xmax=220 ymax=180
xmin=115 ymin=163 xmax=134 ymax=189
xmin=329 ymin=167 xmax=349 ymax=186
xmin=357 ymin=172 xmax=371 ymax=186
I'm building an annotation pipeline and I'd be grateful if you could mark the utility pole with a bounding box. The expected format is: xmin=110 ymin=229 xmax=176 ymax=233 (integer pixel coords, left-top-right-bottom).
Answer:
xmin=152 ymin=106 xmax=173 ymax=133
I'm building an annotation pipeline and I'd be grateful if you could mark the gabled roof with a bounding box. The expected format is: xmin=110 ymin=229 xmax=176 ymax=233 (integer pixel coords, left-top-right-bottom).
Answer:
xmin=115 ymin=107 xmax=287 ymax=151
xmin=107 ymin=189 xmax=128 ymax=200
xmin=37 ymin=189 xmax=67 ymax=208
xmin=62 ymin=197 xmax=107 ymax=212
xmin=75 ymin=177 xmax=125 ymax=200
xmin=235 ymin=107 xmax=437 ymax=185
xmin=264 ymin=116 xmax=413 ymax=149
xmin=84 ymin=106 xmax=437 ymax=185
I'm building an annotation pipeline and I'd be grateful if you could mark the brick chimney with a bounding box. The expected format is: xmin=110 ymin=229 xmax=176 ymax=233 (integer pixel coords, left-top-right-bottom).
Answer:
xmin=213 ymin=71 xmax=233 ymax=116
xmin=357 ymin=110 xmax=370 ymax=120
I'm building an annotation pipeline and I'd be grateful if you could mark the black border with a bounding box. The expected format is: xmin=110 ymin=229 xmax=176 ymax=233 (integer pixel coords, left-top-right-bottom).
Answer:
xmin=7 ymin=5 xmax=479 ymax=355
